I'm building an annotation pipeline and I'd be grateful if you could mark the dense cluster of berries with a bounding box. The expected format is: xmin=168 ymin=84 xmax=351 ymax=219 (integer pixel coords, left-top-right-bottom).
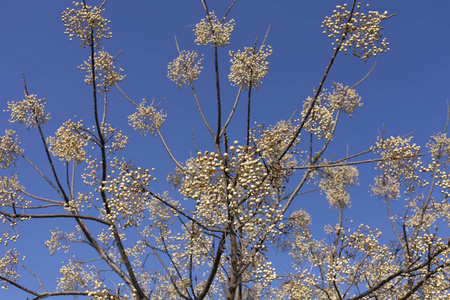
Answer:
xmin=7 ymin=94 xmax=50 ymax=129
xmin=228 ymin=45 xmax=272 ymax=91
xmin=302 ymin=84 xmax=362 ymax=140
xmin=99 ymin=158 xmax=156 ymax=229
xmin=128 ymin=99 xmax=166 ymax=136
xmin=0 ymin=250 xmax=22 ymax=290
xmin=372 ymin=136 xmax=422 ymax=199
xmin=78 ymin=51 xmax=125 ymax=92
xmin=194 ymin=11 xmax=234 ymax=47
xmin=100 ymin=123 xmax=129 ymax=153
xmin=167 ymin=51 xmax=203 ymax=89
xmin=322 ymin=2 xmax=391 ymax=60
xmin=62 ymin=1 xmax=112 ymax=48
xmin=47 ymin=120 xmax=88 ymax=165
xmin=0 ymin=130 xmax=21 ymax=169
xmin=318 ymin=165 xmax=359 ymax=209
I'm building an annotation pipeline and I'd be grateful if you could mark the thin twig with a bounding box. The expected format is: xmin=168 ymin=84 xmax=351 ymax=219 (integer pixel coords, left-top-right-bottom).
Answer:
xmin=154 ymin=97 xmax=166 ymax=109
xmin=200 ymin=0 xmax=210 ymax=14
xmin=261 ymin=24 xmax=271 ymax=47
xmin=18 ymin=261 xmax=46 ymax=292
xmin=116 ymin=83 xmax=138 ymax=106
xmin=0 ymin=211 xmax=112 ymax=226
xmin=246 ymin=80 xmax=253 ymax=147
xmin=292 ymin=154 xmax=424 ymax=170
xmin=192 ymin=128 xmax=198 ymax=153
xmin=99 ymin=0 xmax=108 ymax=9
xmin=71 ymin=160 xmax=75 ymax=200
xmin=15 ymin=204 xmax=62 ymax=209
xmin=156 ymin=128 xmax=185 ymax=171
xmin=214 ymin=45 xmax=222 ymax=147
xmin=174 ymin=35 xmax=181 ymax=55
xmin=350 ymin=60 xmax=377 ymax=89
xmin=21 ymin=154 xmax=64 ymax=200
xmin=0 ymin=275 xmax=39 ymax=296
xmin=22 ymin=191 xmax=64 ymax=204
xmin=190 ymin=83 xmax=216 ymax=139
xmin=22 ymin=70 xmax=29 ymax=95
xmin=221 ymin=0 xmax=238 ymax=22
xmin=219 ymin=87 xmax=242 ymax=138
xmin=102 ymin=90 xmax=107 ymax=126
xmin=445 ymin=98 xmax=449 ymax=133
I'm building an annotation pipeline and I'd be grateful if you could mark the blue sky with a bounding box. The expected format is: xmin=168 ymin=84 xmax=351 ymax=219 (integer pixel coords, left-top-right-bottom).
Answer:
xmin=1 ymin=0 xmax=450 ymax=298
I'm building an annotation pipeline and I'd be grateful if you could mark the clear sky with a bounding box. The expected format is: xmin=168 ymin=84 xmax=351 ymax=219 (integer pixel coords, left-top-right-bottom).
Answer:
xmin=1 ymin=0 xmax=450 ymax=298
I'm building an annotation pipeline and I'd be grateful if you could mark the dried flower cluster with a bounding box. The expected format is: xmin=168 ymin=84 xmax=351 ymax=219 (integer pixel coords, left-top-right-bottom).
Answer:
xmin=62 ymin=1 xmax=112 ymax=48
xmin=372 ymin=136 xmax=422 ymax=199
xmin=0 ymin=176 xmax=24 ymax=248
xmin=302 ymin=84 xmax=361 ymax=140
xmin=327 ymin=82 xmax=362 ymax=116
xmin=253 ymin=120 xmax=299 ymax=193
xmin=47 ymin=120 xmax=88 ymax=165
xmin=322 ymin=2 xmax=391 ymax=60
xmin=128 ymin=99 xmax=166 ymax=136
xmin=0 ymin=175 xmax=26 ymax=211
xmin=78 ymin=50 xmax=125 ymax=91
xmin=178 ymin=143 xmax=284 ymax=229
xmin=58 ymin=260 xmax=103 ymax=293
xmin=101 ymin=123 xmax=129 ymax=153
xmin=0 ymin=250 xmax=22 ymax=290
xmin=229 ymin=45 xmax=272 ymax=91
xmin=318 ymin=165 xmax=359 ymax=209
xmin=427 ymin=132 xmax=450 ymax=159
xmin=303 ymin=95 xmax=335 ymax=140
xmin=99 ymin=159 xmax=156 ymax=229
xmin=0 ymin=130 xmax=21 ymax=169
xmin=45 ymin=229 xmax=71 ymax=255
xmin=194 ymin=11 xmax=235 ymax=46
xmin=7 ymin=94 xmax=50 ymax=129
xmin=167 ymin=51 xmax=203 ymax=89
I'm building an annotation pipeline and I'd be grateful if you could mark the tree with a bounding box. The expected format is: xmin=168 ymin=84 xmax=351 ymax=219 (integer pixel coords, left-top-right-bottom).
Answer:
xmin=1 ymin=0 xmax=449 ymax=299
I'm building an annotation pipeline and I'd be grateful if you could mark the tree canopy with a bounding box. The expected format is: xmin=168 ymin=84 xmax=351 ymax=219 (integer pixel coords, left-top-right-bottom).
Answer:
xmin=1 ymin=0 xmax=450 ymax=299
